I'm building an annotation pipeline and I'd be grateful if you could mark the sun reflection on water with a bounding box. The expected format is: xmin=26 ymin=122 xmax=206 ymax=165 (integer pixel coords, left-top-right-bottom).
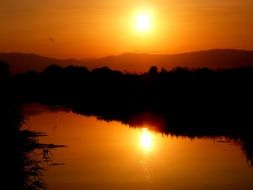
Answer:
xmin=140 ymin=128 xmax=153 ymax=152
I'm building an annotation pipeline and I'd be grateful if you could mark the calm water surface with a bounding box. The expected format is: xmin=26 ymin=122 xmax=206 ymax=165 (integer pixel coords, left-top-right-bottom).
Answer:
xmin=22 ymin=104 xmax=253 ymax=190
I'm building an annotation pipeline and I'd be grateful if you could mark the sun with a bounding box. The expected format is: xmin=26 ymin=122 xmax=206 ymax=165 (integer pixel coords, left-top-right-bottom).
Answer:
xmin=135 ymin=13 xmax=152 ymax=32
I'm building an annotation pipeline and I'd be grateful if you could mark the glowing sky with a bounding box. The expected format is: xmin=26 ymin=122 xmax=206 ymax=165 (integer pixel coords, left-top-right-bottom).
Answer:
xmin=1 ymin=0 xmax=253 ymax=58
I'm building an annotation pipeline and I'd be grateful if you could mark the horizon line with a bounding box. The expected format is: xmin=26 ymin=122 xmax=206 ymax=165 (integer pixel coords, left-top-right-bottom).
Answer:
xmin=1 ymin=48 xmax=253 ymax=61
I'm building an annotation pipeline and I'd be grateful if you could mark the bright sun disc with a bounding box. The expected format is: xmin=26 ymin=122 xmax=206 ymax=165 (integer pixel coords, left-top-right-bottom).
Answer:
xmin=135 ymin=13 xmax=151 ymax=32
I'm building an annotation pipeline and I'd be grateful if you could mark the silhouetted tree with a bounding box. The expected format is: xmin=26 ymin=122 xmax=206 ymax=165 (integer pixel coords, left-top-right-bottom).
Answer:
xmin=43 ymin=64 xmax=64 ymax=80
xmin=0 ymin=61 xmax=10 ymax=80
xmin=63 ymin=65 xmax=89 ymax=80
xmin=160 ymin=68 xmax=167 ymax=74
xmin=148 ymin=66 xmax=158 ymax=75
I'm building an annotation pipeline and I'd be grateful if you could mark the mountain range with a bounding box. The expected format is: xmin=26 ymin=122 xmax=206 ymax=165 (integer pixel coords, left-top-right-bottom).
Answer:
xmin=1 ymin=49 xmax=253 ymax=74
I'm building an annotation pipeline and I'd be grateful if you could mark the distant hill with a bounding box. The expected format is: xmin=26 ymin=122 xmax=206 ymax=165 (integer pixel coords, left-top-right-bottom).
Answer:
xmin=0 ymin=52 xmax=87 ymax=74
xmin=83 ymin=49 xmax=253 ymax=73
xmin=1 ymin=49 xmax=253 ymax=74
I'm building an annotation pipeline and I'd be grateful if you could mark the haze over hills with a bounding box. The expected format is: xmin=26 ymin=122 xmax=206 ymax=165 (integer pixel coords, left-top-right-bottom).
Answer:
xmin=1 ymin=49 xmax=253 ymax=74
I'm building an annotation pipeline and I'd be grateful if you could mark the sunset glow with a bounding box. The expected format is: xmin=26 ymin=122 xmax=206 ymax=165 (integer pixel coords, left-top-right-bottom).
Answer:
xmin=1 ymin=0 xmax=253 ymax=58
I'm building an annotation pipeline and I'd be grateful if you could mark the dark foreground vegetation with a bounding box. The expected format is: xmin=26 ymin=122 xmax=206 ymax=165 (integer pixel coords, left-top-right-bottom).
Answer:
xmin=1 ymin=62 xmax=65 ymax=190
xmin=1 ymin=61 xmax=253 ymax=189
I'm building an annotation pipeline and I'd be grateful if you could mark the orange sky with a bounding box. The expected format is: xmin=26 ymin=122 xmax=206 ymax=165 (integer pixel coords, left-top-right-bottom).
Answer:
xmin=1 ymin=0 xmax=253 ymax=58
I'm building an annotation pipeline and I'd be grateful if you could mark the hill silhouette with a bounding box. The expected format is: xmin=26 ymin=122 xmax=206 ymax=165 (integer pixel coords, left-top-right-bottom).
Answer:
xmin=84 ymin=49 xmax=253 ymax=72
xmin=0 ymin=52 xmax=92 ymax=74
xmin=1 ymin=49 xmax=253 ymax=74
